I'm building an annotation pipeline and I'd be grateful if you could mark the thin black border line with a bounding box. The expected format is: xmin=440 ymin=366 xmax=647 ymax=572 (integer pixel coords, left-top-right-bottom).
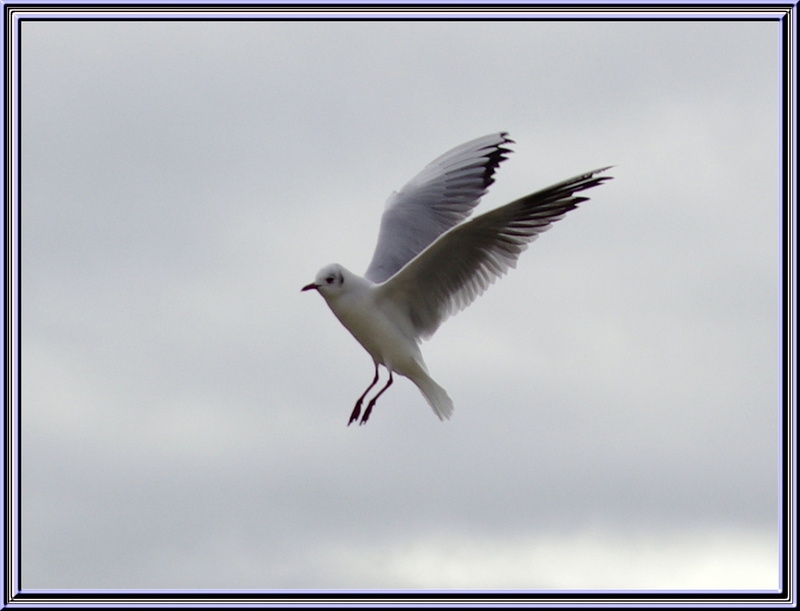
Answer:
xmin=781 ymin=3 xmax=795 ymax=601
xmin=779 ymin=8 xmax=789 ymax=599
xmin=1 ymin=2 xmax=797 ymax=17
xmin=2 ymin=4 xmax=6 ymax=606
xmin=2 ymin=12 xmax=795 ymax=23
xmin=0 ymin=3 xmax=796 ymax=8
xmin=13 ymin=3 xmax=20 ymax=599
xmin=5 ymin=6 xmax=793 ymax=608
xmin=782 ymin=4 xmax=792 ymax=599
xmin=4 ymin=12 xmax=792 ymax=611
xmin=2 ymin=2 xmax=8 ymax=606
xmin=3 ymin=4 xmax=795 ymax=607
xmin=2 ymin=1 xmax=795 ymax=25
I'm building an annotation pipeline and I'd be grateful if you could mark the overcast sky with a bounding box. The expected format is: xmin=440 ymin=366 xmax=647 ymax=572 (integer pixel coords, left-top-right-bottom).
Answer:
xmin=19 ymin=17 xmax=781 ymax=591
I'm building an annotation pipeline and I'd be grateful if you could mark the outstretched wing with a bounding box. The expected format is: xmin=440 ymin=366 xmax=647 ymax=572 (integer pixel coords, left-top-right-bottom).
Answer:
xmin=377 ymin=167 xmax=613 ymax=340
xmin=364 ymin=132 xmax=514 ymax=283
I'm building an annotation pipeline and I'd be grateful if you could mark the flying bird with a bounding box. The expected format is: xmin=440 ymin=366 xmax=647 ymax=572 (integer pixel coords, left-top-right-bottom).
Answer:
xmin=302 ymin=133 xmax=612 ymax=425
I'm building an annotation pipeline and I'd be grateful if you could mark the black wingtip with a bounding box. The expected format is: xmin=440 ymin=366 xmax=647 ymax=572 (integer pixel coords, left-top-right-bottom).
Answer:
xmin=498 ymin=131 xmax=516 ymax=145
xmin=574 ymin=165 xmax=615 ymax=187
xmin=482 ymin=132 xmax=516 ymax=189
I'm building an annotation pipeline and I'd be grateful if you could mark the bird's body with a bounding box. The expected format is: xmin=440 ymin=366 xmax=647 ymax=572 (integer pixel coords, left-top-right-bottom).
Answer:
xmin=309 ymin=263 xmax=454 ymax=421
xmin=303 ymin=133 xmax=612 ymax=425
xmin=323 ymin=267 xmax=417 ymax=374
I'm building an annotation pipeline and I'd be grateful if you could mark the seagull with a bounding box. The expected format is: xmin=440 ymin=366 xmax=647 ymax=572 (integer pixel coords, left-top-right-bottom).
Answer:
xmin=302 ymin=132 xmax=612 ymax=425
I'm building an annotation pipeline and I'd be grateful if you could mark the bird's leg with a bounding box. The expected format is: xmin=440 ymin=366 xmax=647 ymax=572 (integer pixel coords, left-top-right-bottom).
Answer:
xmin=360 ymin=371 xmax=393 ymax=425
xmin=348 ymin=363 xmax=381 ymax=426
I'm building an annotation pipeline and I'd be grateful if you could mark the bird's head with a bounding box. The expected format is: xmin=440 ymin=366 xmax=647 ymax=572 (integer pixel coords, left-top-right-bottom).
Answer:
xmin=301 ymin=263 xmax=347 ymax=298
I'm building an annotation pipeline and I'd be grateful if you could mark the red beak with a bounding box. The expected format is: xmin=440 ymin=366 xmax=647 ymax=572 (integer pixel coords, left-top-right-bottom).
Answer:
xmin=301 ymin=283 xmax=319 ymax=292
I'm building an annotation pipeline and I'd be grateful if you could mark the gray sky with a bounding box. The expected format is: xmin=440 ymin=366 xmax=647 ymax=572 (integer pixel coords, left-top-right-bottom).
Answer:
xmin=20 ymin=18 xmax=781 ymax=590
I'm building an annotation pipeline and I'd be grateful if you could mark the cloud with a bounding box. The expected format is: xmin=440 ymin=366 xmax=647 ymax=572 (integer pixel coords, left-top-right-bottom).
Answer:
xmin=318 ymin=527 xmax=778 ymax=590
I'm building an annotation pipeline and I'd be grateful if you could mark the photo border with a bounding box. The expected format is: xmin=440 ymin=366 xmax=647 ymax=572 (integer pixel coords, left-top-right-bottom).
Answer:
xmin=3 ymin=2 xmax=795 ymax=607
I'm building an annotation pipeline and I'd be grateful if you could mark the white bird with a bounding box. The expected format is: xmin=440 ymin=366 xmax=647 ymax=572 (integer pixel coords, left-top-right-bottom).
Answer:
xmin=302 ymin=133 xmax=612 ymax=425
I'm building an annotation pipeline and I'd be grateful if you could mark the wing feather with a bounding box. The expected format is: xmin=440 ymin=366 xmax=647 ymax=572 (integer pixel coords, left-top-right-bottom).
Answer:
xmin=377 ymin=167 xmax=613 ymax=340
xmin=364 ymin=133 xmax=514 ymax=283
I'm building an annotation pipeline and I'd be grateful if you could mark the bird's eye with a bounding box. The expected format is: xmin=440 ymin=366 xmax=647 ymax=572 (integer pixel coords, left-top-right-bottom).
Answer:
xmin=326 ymin=276 xmax=334 ymax=284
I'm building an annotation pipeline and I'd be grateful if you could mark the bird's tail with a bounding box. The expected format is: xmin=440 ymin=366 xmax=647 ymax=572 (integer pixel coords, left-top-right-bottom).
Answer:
xmin=412 ymin=368 xmax=454 ymax=421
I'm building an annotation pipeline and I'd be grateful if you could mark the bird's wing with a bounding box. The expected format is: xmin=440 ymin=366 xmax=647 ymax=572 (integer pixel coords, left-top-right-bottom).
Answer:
xmin=364 ymin=132 xmax=514 ymax=283
xmin=376 ymin=167 xmax=613 ymax=340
